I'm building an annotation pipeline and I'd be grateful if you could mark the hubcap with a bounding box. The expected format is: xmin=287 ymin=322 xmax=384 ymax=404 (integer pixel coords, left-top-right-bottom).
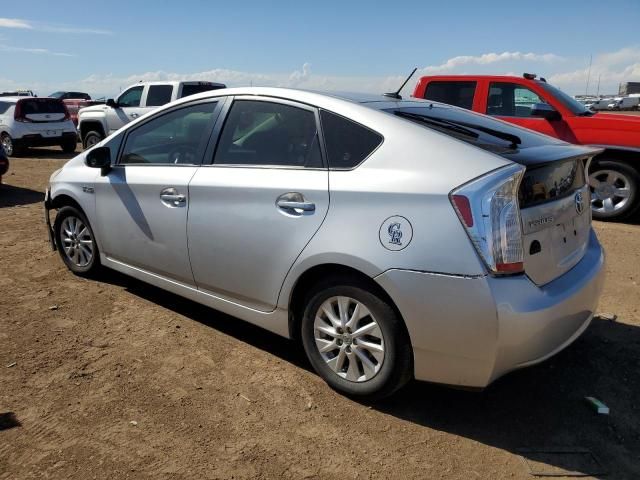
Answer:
xmin=313 ymin=296 xmax=385 ymax=382
xmin=61 ymin=216 xmax=93 ymax=267
xmin=589 ymin=169 xmax=632 ymax=215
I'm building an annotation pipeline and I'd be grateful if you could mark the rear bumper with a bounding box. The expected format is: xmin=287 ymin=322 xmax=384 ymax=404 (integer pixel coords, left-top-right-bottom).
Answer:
xmin=375 ymin=229 xmax=605 ymax=387
xmin=15 ymin=132 xmax=77 ymax=148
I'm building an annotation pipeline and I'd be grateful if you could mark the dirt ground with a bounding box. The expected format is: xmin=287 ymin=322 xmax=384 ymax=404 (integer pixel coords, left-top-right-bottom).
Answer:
xmin=1 ymin=149 xmax=639 ymax=480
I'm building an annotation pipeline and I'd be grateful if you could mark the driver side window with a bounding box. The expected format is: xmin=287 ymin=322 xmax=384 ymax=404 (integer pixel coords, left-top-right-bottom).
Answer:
xmin=487 ymin=83 xmax=545 ymax=117
xmin=118 ymin=86 xmax=144 ymax=108
xmin=120 ymin=101 xmax=218 ymax=165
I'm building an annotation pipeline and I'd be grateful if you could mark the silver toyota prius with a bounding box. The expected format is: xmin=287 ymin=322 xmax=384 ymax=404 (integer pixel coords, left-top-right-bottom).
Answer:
xmin=45 ymin=87 xmax=605 ymax=399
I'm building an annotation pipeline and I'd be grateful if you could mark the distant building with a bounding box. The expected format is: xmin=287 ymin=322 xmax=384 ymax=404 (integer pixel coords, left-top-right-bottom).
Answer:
xmin=619 ymin=82 xmax=640 ymax=95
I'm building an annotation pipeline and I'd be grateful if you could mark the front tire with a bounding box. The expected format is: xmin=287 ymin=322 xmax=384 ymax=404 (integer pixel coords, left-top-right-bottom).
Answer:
xmin=301 ymin=278 xmax=412 ymax=400
xmin=53 ymin=206 xmax=101 ymax=275
xmin=589 ymin=160 xmax=640 ymax=221
xmin=82 ymin=130 xmax=103 ymax=150
xmin=1 ymin=133 xmax=23 ymax=157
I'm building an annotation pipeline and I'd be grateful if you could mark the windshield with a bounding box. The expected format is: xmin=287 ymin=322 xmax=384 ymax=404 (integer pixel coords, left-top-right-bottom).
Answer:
xmin=49 ymin=91 xmax=64 ymax=99
xmin=536 ymin=81 xmax=592 ymax=116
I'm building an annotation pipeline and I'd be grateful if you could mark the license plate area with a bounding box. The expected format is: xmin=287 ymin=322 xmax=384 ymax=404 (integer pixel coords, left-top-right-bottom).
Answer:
xmin=42 ymin=130 xmax=60 ymax=138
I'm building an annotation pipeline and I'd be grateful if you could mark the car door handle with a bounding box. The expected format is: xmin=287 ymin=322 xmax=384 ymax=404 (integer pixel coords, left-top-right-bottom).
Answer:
xmin=130 ymin=113 xmax=139 ymax=118
xmin=277 ymin=200 xmax=315 ymax=211
xmin=160 ymin=188 xmax=186 ymax=206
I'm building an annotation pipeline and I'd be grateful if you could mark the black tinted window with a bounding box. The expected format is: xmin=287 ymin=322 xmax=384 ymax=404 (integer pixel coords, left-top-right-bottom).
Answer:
xmin=146 ymin=85 xmax=173 ymax=107
xmin=120 ymin=102 xmax=217 ymax=165
xmin=320 ymin=110 xmax=382 ymax=169
xmin=214 ymin=100 xmax=323 ymax=168
xmin=0 ymin=102 xmax=10 ymax=114
xmin=180 ymin=83 xmax=224 ymax=98
xmin=424 ymin=81 xmax=476 ymax=110
xmin=118 ymin=86 xmax=143 ymax=107
xmin=21 ymin=99 xmax=65 ymax=114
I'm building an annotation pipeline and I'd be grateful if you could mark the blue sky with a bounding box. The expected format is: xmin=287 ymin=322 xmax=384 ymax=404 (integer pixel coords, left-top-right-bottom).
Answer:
xmin=1 ymin=0 xmax=639 ymax=97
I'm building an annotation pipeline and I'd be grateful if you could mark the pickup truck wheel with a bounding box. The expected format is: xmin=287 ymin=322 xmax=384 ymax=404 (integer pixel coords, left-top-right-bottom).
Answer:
xmin=589 ymin=160 xmax=640 ymax=221
xmin=61 ymin=139 xmax=77 ymax=154
xmin=83 ymin=131 xmax=103 ymax=150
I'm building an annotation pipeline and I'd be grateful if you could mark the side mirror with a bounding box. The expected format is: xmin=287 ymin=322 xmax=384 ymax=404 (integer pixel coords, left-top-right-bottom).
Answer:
xmin=106 ymin=98 xmax=118 ymax=108
xmin=531 ymin=102 xmax=561 ymax=121
xmin=85 ymin=146 xmax=111 ymax=175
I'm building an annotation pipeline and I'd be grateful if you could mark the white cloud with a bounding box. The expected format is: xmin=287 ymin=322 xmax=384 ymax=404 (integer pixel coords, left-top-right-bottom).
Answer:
xmin=0 ymin=18 xmax=32 ymax=29
xmin=420 ymin=51 xmax=563 ymax=74
xmin=548 ymin=46 xmax=640 ymax=95
xmin=0 ymin=17 xmax=111 ymax=34
xmin=0 ymin=44 xmax=74 ymax=57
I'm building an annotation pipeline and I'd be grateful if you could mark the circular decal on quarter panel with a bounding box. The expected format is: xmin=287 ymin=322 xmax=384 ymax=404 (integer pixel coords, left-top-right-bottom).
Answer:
xmin=379 ymin=216 xmax=413 ymax=251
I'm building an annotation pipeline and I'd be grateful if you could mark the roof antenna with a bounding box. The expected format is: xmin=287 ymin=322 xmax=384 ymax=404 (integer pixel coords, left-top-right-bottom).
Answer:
xmin=383 ymin=67 xmax=418 ymax=100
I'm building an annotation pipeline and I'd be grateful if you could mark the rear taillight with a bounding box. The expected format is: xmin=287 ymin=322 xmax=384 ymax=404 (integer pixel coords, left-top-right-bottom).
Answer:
xmin=13 ymin=100 xmax=31 ymax=122
xmin=450 ymin=164 xmax=525 ymax=275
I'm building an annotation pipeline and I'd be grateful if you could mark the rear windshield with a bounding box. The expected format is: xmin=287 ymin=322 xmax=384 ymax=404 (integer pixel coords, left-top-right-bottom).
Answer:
xmin=180 ymin=83 xmax=224 ymax=98
xmin=519 ymin=158 xmax=586 ymax=208
xmin=386 ymin=104 xmax=560 ymax=152
xmin=21 ymin=99 xmax=65 ymax=114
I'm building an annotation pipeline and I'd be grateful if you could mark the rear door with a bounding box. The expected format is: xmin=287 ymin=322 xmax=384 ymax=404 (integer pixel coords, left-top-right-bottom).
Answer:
xmin=422 ymin=80 xmax=478 ymax=110
xmin=187 ymin=96 xmax=329 ymax=312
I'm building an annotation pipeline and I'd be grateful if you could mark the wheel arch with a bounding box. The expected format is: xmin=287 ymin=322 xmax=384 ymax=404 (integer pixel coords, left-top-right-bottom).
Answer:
xmin=51 ymin=193 xmax=84 ymax=212
xmin=79 ymin=120 xmax=106 ymax=141
xmin=287 ymin=263 xmax=411 ymax=347
xmin=592 ymin=147 xmax=640 ymax=170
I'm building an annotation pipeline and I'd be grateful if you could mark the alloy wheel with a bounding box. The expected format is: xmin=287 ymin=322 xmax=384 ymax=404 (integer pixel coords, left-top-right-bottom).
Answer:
xmin=589 ymin=169 xmax=632 ymax=215
xmin=313 ymin=296 xmax=385 ymax=382
xmin=60 ymin=216 xmax=94 ymax=267
xmin=1 ymin=135 xmax=13 ymax=156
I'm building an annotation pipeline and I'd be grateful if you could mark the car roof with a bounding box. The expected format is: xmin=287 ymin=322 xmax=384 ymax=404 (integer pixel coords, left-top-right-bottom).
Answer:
xmin=419 ymin=74 xmax=536 ymax=82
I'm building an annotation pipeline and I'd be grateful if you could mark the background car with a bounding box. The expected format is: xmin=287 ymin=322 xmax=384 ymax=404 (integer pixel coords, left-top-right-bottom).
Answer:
xmin=46 ymin=87 xmax=604 ymax=399
xmin=413 ymin=74 xmax=640 ymax=220
xmin=0 ymin=97 xmax=78 ymax=156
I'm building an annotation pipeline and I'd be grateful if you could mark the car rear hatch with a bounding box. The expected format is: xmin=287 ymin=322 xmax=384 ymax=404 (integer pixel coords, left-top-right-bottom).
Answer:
xmin=15 ymin=98 xmax=71 ymax=136
xmin=514 ymin=146 xmax=597 ymax=285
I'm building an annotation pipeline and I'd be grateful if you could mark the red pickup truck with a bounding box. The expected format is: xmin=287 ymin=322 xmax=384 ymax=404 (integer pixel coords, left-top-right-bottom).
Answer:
xmin=413 ymin=74 xmax=640 ymax=220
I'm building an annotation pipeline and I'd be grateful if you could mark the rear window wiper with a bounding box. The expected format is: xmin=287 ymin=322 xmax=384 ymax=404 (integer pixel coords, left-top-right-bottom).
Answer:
xmin=394 ymin=111 xmax=480 ymax=141
xmin=395 ymin=111 xmax=522 ymax=150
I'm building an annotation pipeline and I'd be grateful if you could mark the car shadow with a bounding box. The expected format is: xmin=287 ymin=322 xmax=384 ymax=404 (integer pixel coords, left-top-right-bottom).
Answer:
xmin=0 ymin=412 xmax=21 ymax=431
xmin=0 ymin=184 xmax=44 ymax=207
xmin=96 ymin=269 xmax=639 ymax=478
xmin=20 ymin=147 xmax=78 ymax=160
xmin=98 ymin=269 xmax=309 ymax=370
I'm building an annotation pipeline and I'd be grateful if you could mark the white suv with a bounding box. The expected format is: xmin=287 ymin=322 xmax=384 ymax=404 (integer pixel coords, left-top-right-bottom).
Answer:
xmin=0 ymin=97 xmax=78 ymax=156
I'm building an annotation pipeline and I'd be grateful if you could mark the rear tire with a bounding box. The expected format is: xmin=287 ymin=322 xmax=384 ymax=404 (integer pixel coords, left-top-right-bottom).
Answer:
xmin=53 ymin=206 xmax=101 ymax=276
xmin=301 ymin=277 xmax=413 ymax=400
xmin=589 ymin=159 xmax=640 ymax=221
xmin=82 ymin=130 xmax=103 ymax=150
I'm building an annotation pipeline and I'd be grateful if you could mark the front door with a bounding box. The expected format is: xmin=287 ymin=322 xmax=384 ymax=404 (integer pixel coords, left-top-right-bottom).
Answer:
xmin=94 ymin=100 xmax=221 ymax=284
xmin=106 ymin=85 xmax=146 ymax=134
xmin=485 ymin=82 xmax=575 ymax=142
xmin=188 ymin=97 xmax=329 ymax=311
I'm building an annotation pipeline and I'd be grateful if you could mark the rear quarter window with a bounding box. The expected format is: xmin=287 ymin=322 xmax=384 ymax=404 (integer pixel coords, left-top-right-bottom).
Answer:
xmin=0 ymin=102 xmax=11 ymax=114
xmin=424 ymin=81 xmax=477 ymax=110
xmin=319 ymin=110 xmax=382 ymax=169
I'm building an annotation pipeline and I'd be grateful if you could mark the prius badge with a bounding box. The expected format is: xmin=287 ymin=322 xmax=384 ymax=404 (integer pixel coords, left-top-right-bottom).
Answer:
xmin=379 ymin=216 xmax=413 ymax=251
